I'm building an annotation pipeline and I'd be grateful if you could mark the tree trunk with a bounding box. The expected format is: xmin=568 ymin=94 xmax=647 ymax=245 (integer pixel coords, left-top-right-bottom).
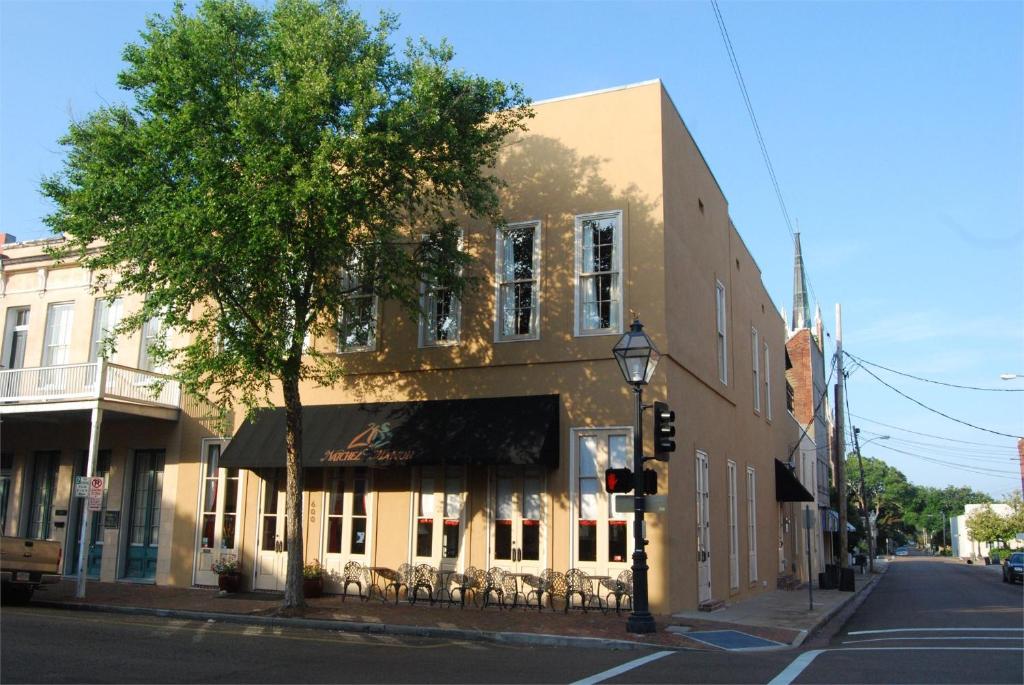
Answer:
xmin=281 ymin=373 xmax=306 ymax=609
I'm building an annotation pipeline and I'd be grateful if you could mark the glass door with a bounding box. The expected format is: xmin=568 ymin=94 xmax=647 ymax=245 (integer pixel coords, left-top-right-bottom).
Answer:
xmin=489 ymin=467 xmax=545 ymax=576
xmin=322 ymin=467 xmax=372 ymax=591
xmin=27 ymin=451 xmax=59 ymax=540
xmin=124 ymin=450 xmax=164 ymax=579
xmin=254 ymin=469 xmax=287 ymax=591
xmin=573 ymin=430 xmax=632 ymax=577
xmin=412 ymin=466 xmax=466 ymax=570
xmin=194 ymin=441 xmax=243 ymax=586
xmin=68 ymin=450 xmax=111 ymax=577
xmin=696 ymin=450 xmax=711 ymax=603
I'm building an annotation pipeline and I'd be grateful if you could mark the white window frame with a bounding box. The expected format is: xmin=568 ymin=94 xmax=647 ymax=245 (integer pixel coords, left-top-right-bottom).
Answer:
xmin=495 ymin=220 xmax=542 ymax=342
xmin=419 ymin=281 xmax=461 ymax=348
xmin=90 ymin=298 xmax=123 ymax=362
xmin=569 ymin=426 xmax=634 ymax=572
xmin=716 ymin=280 xmax=728 ymax=384
xmin=728 ymin=460 xmax=739 ymax=591
xmin=747 ymin=466 xmax=758 ymax=583
xmin=138 ymin=311 xmax=166 ymax=371
xmin=419 ymin=232 xmax=463 ymax=348
xmin=764 ymin=342 xmax=773 ymax=420
xmin=574 ymin=210 xmax=623 ymax=337
xmin=337 ymin=266 xmax=378 ymax=353
xmin=751 ymin=327 xmax=761 ymax=413
xmin=2 ymin=306 xmax=31 ymax=370
xmin=43 ymin=302 xmax=74 ymax=367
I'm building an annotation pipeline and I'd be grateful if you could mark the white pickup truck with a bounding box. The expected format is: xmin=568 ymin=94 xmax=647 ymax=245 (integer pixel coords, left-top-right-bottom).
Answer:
xmin=1 ymin=535 xmax=63 ymax=603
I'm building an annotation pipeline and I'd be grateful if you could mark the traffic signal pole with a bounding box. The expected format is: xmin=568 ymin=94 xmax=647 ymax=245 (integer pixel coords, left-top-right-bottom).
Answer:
xmin=627 ymin=383 xmax=656 ymax=634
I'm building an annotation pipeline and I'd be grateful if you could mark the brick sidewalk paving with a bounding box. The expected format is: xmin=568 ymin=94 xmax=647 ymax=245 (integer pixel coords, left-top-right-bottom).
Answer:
xmin=31 ymin=568 xmax=886 ymax=651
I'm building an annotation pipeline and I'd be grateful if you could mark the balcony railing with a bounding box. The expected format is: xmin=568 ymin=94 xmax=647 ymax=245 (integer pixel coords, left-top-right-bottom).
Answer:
xmin=0 ymin=360 xmax=180 ymax=409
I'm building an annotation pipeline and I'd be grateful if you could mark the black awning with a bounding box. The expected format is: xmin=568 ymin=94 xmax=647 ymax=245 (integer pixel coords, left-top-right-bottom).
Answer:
xmin=220 ymin=394 xmax=560 ymax=470
xmin=775 ymin=459 xmax=815 ymax=502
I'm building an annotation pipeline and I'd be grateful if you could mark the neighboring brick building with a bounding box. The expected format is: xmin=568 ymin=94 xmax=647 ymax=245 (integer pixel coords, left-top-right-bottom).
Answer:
xmin=784 ymin=233 xmax=832 ymax=581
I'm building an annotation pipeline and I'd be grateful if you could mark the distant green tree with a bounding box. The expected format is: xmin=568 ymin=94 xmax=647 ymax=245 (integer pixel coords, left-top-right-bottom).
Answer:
xmin=42 ymin=0 xmax=530 ymax=610
xmin=907 ymin=485 xmax=994 ymax=550
xmin=846 ymin=453 xmax=914 ymax=550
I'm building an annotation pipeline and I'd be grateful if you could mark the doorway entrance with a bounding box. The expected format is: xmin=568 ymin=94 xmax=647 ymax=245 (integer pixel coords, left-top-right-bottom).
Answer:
xmin=696 ymin=450 xmax=711 ymax=604
xmin=489 ymin=467 xmax=545 ymax=575
xmin=68 ymin=450 xmax=111 ymax=577
xmin=254 ymin=469 xmax=287 ymax=591
xmin=124 ymin=450 xmax=164 ymax=580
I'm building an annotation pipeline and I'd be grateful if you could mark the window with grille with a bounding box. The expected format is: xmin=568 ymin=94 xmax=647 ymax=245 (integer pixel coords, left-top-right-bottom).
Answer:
xmin=496 ymin=221 xmax=540 ymax=340
xmin=575 ymin=211 xmax=622 ymax=336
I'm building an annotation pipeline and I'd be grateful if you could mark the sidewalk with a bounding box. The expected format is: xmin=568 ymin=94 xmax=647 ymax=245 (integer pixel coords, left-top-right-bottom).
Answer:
xmin=29 ymin=562 xmax=885 ymax=652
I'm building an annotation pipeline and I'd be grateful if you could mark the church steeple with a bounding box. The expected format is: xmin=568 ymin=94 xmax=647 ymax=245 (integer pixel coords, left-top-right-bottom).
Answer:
xmin=792 ymin=231 xmax=810 ymax=330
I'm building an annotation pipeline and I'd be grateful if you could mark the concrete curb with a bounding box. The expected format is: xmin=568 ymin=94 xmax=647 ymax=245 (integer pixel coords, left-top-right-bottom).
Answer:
xmin=790 ymin=564 xmax=887 ymax=648
xmin=34 ymin=600 xmax=680 ymax=652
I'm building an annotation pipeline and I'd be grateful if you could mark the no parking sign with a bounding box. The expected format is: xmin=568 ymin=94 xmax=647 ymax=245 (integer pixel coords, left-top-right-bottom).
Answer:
xmin=88 ymin=476 xmax=105 ymax=512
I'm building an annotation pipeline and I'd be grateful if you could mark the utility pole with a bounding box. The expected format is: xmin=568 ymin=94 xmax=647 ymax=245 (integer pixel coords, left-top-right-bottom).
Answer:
xmin=834 ymin=304 xmax=848 ymax=570
xmin=851 ymin=426 xmax=874 ymax=572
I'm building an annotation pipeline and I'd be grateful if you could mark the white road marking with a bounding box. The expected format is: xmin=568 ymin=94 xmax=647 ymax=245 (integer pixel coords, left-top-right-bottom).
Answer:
xmin=844 ymin=637 xmax=1024 ymax=644
xmin=192 ymin=621 xmax=212 ymax=644
xmin=568 ymin=650 xmax=674 ymax=685
xmin=768 ymin=645 xmax=1024 ymax=685
xmin=766 ymin=649 xmax=824 ymax=685
xmin=847 ymin=627 xmax=1023 ymax=635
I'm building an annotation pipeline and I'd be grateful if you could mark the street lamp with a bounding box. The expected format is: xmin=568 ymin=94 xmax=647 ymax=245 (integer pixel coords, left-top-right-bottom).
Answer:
xmin=612 ymin=318 xmax=660 ymax=634
xmin=852 ymin=428 xmax=888 ymax=573
xmin=1000 ymin=373 xmax=1023 ymax=380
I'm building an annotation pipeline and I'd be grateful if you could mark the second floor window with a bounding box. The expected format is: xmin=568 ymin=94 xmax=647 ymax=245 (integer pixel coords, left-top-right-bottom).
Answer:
xmin=138 ymin=312 xmax=165 ymax=371
xmin=716 ymin=280 xmax=728 ymax=384
xmin=43 ymin=302 xmax=74 ymax=366
xmin=337 ymin=267 xmax=377 ymax=353
xmin=90 ymin=298 xmax=123 ymax=362
xmin=496 ymin=221 xmax=540 ymax=341
xmin=764 ymin=342 xmax=773 ymax=420
xmin=575 ymin=211 xmax=622 ymax=336
xmin=420 ymin=280 xmax=460 ymax=347
xmin=751 ymin=327 xmax=760 ymax=413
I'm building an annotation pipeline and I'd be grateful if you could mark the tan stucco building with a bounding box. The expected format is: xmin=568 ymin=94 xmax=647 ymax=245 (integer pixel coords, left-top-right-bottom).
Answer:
xmin=1 ymin=80 xmax=809 ymax=613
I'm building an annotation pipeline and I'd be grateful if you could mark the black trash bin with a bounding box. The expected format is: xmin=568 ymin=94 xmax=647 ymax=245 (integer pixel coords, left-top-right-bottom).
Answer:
xmin=839 ymin=567 xmax=855 ymax=591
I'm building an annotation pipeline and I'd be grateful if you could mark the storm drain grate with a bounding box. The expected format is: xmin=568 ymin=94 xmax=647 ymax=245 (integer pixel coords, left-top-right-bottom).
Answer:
xmin=684 ymin=630 xmax=784 ymax=651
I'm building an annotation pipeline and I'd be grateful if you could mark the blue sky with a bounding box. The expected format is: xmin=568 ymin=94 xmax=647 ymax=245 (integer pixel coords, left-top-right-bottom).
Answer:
xmin=2 ymin=1 xmax=1022 ymax=498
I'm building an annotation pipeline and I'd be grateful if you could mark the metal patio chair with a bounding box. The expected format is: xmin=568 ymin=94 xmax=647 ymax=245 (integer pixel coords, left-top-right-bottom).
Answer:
xmin=341 ymin=561 xmax=370 ymax=602
xmin=602 ymin=569 xmax=633 ymax=613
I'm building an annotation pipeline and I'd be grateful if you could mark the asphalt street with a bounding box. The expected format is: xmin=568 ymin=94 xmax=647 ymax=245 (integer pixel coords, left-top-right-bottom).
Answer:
xmin=2 ymin=556 xmax=1020 ymax=684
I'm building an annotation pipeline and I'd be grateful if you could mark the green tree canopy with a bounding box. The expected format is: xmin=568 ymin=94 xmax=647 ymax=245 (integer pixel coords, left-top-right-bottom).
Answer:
xmin=43 ymin=0 xmax=531 ymax=609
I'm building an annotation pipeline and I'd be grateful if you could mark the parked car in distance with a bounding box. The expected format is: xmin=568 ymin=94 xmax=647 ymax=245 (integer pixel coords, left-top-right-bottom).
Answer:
xmin=895 ymin=547 xmax=910 ymax=556
xmin=1002 ymin=552 xmax=1024 ymax=584
xmin=1 ymin=535 xmax=63 ymax=603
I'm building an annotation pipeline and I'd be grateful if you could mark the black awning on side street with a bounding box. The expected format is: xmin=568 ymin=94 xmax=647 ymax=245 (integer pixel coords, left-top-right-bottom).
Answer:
xmin=775 ymin=458 xmax=815 ymax=502
xmin=220 ymin=395 xmax=560 ymax=470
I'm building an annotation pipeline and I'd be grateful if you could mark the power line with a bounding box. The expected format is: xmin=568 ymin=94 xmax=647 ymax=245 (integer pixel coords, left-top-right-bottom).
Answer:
xmin=848 ymin=358 xmax=1023 ymax=439
xmin=873 ymin=444 xmax=1020 ymax=479
xmin=850 ymin=413 xmax=1020 ymax=449
xmin=845 ymin=351 xmax=1024 ymax=392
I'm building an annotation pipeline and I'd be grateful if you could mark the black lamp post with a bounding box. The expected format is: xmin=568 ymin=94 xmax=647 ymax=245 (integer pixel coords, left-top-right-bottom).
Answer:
xmin=612 ymin=317 xmax=660 ymax=634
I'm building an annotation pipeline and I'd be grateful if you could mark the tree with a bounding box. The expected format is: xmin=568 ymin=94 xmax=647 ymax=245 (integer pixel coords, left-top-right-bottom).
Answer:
xmin=967 ymin=491 xmax=1024 ymax=550
xmin=42 ymin=0 xmax=530 ymax=610
xmin=907 ymin=485 xmax=993 ymax=550
xmin=845 ymin=453 xmax=915 ymax=550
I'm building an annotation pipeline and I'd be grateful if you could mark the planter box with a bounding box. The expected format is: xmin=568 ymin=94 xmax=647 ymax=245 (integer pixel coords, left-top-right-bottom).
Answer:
xmin=218 ymin=573 xmax=241 ymax=593
xmin=303 ymin=577 xmax=323 ymax=598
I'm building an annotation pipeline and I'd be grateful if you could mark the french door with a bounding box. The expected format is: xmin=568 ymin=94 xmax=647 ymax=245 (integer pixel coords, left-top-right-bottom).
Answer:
xmin=194 ymin=440 xmax=243 ymax=586
xmin=696 ymin=450 xmax=711 ymax=603
xmin=68 ymin=450 xmax=111 ymax=577
xmin=254 ymin=469 xmax=287 ymax=591
xmin=26 ymin=451 xmax=59 ymax=540
xmin=573 ymin=429 xmax=632 ymax=577
xmin=489 ymin=467 xmax=545 ymax=575
xmin=412 ymin=466 xmax=466 ymax=569
xmin=124 ymin=450 xmax=164 ymax=580
xmin=322 ymin=467 xmax=372 ymax=591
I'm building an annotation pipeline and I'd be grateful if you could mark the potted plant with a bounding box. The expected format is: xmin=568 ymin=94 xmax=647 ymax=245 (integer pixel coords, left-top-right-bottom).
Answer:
xmin=303 ymin=559 xmax=324 ymax=598
xmin=212 ymin=556 xmax=241 ymax=593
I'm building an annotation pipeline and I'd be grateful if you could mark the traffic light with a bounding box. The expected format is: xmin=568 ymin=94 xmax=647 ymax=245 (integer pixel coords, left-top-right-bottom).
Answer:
xmin=653 ymin=401 xmax=676 ymax=459
xmin=605 ymin=467 xmax=634 ymax=493
xmin=643 ymin=468 xmax=658 ymax=495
